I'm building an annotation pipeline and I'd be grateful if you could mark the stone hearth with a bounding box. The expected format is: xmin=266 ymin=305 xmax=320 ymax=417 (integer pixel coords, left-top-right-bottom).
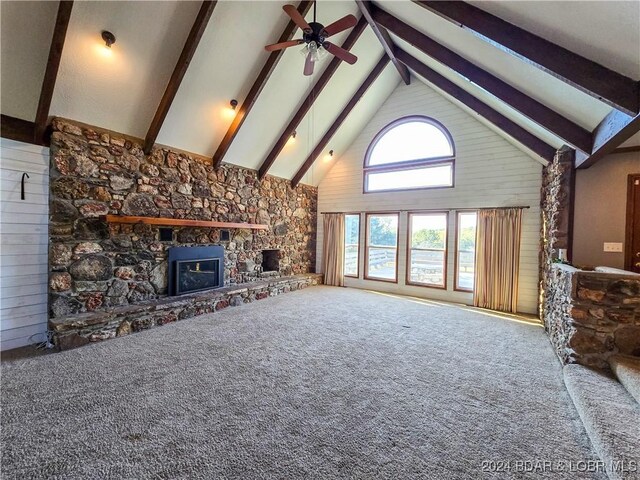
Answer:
xmin=51 ymin=273 xmax=323 ymax=350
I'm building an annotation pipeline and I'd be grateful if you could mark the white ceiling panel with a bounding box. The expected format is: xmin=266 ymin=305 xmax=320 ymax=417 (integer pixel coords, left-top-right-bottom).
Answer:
xmin=467 ymin=0 xmax=640 ymax=80
xmin=222 ymin=1 xmax=359 ymax=170
xmin=156 ymin=1 xmax=290 ymax=155
xmin=375 ymin=0 xmax=612 ymax=131
xmin=393 ymin=35 xmax=566 ymax=152
xmin=0 ymin=1 xmax=58 ymax=121
xmin=49 ymin=1 xmax=200 ymax=138
xmin=268 ymin=27 xmax=386 ymax=181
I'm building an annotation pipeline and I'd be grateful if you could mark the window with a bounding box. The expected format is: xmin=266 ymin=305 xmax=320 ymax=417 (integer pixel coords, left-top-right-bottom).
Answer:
xmin=407 ymin=212 xmax=448 ymax=288
xmin=455 ymin=212 xmax=478 ymax=291
xmin=365 ymin=213 xmax=399 ymax=282
xmin=344 ymin=214 xmax=360 ymax=277
xmin=364 ymin=116 xmax=455 ymax=193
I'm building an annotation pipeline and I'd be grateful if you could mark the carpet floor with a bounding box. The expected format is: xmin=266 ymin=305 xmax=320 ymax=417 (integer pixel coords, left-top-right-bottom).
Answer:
xmin=1 ymin=286 xmax=603 ymax=479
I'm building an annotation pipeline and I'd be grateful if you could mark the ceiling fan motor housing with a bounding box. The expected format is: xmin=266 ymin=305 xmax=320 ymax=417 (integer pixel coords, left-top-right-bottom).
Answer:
xmin=303 ymin=22 xmax=327 ymax=46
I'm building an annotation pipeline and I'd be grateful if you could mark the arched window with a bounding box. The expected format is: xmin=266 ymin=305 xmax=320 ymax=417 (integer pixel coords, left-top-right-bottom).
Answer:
xmin=363 ymin=116 xmax=455 ymax=193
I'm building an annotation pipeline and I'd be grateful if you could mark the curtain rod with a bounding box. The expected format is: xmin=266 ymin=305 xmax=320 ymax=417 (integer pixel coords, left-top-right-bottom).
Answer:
xmin=320 ymin=206 xmax=530 ymax=214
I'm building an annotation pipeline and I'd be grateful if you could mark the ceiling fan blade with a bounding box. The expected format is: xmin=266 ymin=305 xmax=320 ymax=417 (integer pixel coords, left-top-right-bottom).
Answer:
xmin=303 ymin=52 xmax=314 ymax=76
xmin=322 ymin=14 xmax=357 ymax=37
xmin=283 ymin=4 xmax=311 ymax=32
xmin=264 ymin=39 xmax=303 ymax=52
xmin=323 ymin=42 xmax=358 ymax=65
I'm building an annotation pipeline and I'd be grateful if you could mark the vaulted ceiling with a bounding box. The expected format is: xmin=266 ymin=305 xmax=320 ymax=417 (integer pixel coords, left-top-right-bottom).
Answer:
xmin=1 ymin=1 xmax=639 ymax=186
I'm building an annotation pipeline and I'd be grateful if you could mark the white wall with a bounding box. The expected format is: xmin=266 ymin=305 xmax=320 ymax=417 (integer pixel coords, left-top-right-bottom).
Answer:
xmin=573 ymin=151 xmax=640 ymax=268
xmin=317 ymin=81 xmax=543 ymax=314
xmin=0 ymin=139 xmax=49 ymax=351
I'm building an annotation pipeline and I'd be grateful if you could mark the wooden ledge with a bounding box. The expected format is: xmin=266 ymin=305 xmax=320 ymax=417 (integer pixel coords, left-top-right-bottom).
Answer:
xmin=103 ymin=215 xmax=268 ymax=230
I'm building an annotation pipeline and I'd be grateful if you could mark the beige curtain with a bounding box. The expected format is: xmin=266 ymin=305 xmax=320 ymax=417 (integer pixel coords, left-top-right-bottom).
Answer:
xmin=473 ymin=208 xmax=523 ymax=313
xmin=322 ymin=214 xmax=345 ymax=286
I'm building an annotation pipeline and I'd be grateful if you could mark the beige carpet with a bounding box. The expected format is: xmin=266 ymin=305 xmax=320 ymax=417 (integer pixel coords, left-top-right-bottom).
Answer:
xmin=1 ymin=286 xmax=603 ymax=479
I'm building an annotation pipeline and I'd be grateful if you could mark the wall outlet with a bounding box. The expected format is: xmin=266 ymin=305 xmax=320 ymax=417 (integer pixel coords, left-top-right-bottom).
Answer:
xmin=603 ymin=242 xmax=623 ymax=252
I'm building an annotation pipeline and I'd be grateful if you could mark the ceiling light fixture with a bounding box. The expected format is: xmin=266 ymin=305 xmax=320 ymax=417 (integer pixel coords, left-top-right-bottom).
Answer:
xmin=101 ymin=30 xmax=116 ymax=48
xmin=323 ymin=149 xmax=334 ymax=162
xmin=230 ymin=99 xmax=238 ymax=110
xmin=287 ymin=130 xmax=297 ymax=146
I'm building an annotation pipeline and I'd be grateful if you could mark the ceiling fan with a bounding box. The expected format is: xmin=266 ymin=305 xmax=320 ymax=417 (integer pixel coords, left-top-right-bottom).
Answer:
xmin=265 ymin=2 xmax=358 ymax=76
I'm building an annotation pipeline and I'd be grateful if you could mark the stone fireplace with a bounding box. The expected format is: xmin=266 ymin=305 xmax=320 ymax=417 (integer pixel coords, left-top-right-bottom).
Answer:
xmin=47 ymin=118 xmax=320 ymax=347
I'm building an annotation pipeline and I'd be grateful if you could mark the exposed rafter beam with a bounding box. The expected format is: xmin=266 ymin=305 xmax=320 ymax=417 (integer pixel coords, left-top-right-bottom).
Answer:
xmin=372 ymin=4 xmax=592 ymax=153
xmin=257 ymin=16 xmax=368 ymax=180
xmin=291 ymin=55 xmax=390 ymax=187
xmin=143 ymin=1 xmax=217 ymax=154
xmin=396 ymin=49 xmax=557 ymax=162
xmin=612 ymin=145 xmax=640 ymax=155
xmin=1 ymin=115 xmax=41 ymax=146
xmin=413 ymin=0 xmax=640 ymax=116
xmin=213 ymin=1 xmax=313 ymax=169
xmin=575 ymin=110 xmax=640 ymax=168
xmin=355 ymin=1 xmax=409 ymax=85
xmin=34 ymin=1 xmax=74 ymax=143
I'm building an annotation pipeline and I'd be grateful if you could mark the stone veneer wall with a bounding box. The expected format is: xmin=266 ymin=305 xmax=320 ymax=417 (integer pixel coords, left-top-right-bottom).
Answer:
xmin=540 ymin=146 xmax=574 ymax=319
xmin=546 ymin=264 xmax=640 ymax=369
xmin=48 ymin=118 xmax=317 ymax=319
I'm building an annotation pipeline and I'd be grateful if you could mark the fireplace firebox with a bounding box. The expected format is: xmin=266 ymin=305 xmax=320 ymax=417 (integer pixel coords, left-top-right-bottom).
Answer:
xmin=261 ymin=249 xmax=280 ymax=272
xmin=168 ymin=246 xmax=224 ymax=296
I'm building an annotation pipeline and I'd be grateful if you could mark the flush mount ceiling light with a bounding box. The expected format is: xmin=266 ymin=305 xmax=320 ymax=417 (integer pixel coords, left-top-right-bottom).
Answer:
xmin=230 ymin=99 xmax=238 ymax=110
xmin=101 ymin=30 xmax=116 ymax=48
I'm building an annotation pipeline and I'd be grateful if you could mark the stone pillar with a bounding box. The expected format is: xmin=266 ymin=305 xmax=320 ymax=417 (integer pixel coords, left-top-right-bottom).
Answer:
xmin=540 ymin=145 xmax=575 ymax=320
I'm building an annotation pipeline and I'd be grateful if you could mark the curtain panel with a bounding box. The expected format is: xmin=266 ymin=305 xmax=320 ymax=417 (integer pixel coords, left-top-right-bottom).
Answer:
xmin=473 ymin=208 xmax=523 ymax=313
xmin=322 ymin=214 xmax=345 ymax=287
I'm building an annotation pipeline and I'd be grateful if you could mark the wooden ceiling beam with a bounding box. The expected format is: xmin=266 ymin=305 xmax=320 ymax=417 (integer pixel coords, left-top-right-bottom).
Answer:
xmin=291 ymin=55 xmax=390 ymax=187
xmin=257 ymin=16 xmax=368 ymax=180
xmin=34 ymin=1 xmax=74 ymax=143
xmin=1 ymin=115 xmax=41 ymax=146
xmin=396 ymin=49 xmax=557 ymax=162
xmin=212 ymin=1 xmax=313 ymax=169
xmin=372 ymin=5 xmax=593 ymax=153
xmin=413 ymin=0 xmax=640 ymax=116
xmin=575 ymin=110 xmax=640 ymax=168
xmin=143 ymin=1 xmax=217 ymax=155
xmin=355 ymin=1 xmax=409 ymax=85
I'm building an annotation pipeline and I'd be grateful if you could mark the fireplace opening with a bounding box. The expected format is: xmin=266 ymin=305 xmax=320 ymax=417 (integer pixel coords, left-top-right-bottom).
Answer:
xmin=262 ymin=249 xmax=280 ymax=272
xmin=175 ymin=258 xmax=220 ymax=295
xmin=168 ymin=245 xmax=224 ymax=296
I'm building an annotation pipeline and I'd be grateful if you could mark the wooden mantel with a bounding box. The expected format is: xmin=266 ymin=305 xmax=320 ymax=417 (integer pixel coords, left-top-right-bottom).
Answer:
xmin=103 ymin=215 xmax=269 ymax=230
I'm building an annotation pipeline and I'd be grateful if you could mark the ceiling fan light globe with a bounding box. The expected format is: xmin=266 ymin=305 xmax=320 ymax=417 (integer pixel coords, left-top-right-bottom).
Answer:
xmin=317 ymin=45 xmax=328 ymax=60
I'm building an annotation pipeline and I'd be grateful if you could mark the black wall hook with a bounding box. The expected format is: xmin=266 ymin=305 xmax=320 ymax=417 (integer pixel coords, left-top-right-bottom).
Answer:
xmin=21 ymin=172 xmax=29 ymax=200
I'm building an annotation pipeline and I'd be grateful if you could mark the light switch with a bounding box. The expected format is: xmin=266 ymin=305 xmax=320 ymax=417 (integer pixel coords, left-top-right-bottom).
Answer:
xmin=603 ymin=242 xmax=623 ymax=252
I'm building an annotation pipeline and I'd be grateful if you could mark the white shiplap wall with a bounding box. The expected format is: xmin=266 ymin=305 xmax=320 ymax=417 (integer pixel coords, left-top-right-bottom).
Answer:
xmin=0 ymin=139 xmax=49 ymax=351
xmin=317 ymin=81 xmax=543 ymax=314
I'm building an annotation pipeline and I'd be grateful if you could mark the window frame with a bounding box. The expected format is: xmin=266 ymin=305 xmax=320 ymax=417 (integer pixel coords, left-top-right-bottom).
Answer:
xmin=363 ymin=116 xmax=456 ymax=194
xmin=406 ymin=211 xmax=449 ymax=290
xmin=364 ymin=212 xmax=400 ymax=283
xmin=454 ymin=210 xmax=478 ymax=293
xmin=343 ymin=213 xmax=361 ymax=279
